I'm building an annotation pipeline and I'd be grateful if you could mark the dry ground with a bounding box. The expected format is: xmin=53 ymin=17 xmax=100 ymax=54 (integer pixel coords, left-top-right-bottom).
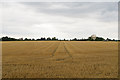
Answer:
xmin=2 ymin=41 xmax=118 ymax=78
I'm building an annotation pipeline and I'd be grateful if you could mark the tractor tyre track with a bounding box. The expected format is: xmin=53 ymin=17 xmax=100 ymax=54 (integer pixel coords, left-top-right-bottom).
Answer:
xmin=55 ymin=42 xmax=73 ymax=61
xmin=34 ymin=42 xmax=60 ymax=59
xmin=63 ymin=42 xmax=73 ymax=58
xmin=51 ymin=42 xmax=61 ymax=57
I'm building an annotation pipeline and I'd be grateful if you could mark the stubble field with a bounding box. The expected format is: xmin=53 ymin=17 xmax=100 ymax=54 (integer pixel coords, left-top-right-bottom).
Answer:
xmin=2 ymin=41 xmax=118 ymax=78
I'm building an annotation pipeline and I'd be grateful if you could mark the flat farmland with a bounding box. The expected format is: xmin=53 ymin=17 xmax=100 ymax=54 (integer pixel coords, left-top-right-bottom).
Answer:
xmin=2 ymin=41 xmax=118 ymax=78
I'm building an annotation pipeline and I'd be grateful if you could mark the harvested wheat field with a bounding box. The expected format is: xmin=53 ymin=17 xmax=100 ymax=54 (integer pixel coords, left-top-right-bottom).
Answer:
xmin=2 ymin=41 xmax=118 ymax=78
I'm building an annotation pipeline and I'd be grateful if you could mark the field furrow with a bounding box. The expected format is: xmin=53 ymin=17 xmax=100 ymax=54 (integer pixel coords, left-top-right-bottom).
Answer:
xmin=2 ymin=41 xmax=118 ymax=78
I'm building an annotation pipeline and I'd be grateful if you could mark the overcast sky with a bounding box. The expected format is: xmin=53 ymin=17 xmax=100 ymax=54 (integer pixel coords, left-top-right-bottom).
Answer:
xmin=1 ymin=2 xmax=118 ymax=39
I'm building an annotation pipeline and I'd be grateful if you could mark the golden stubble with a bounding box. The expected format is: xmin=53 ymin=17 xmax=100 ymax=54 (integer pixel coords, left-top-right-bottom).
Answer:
xmin=2 ymin=41 xmax=118 ymax=78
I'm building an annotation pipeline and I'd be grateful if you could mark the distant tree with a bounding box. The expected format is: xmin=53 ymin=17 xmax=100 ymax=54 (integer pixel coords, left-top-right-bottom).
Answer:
xmin=73 ymin=38 xmax=77 ymax=41
xmin=32 ymin=38 xmax=35 ymax=41
xmin=28 ymin=39 xmax=32 ymax=41
xmin=88 ymin=37 xmax=92 ymax=41
xmin=36 ymin=39 xmax=41 ymax=41
xmin=112 ymin=39 xmax=115 ymax=41
xmin=88 ymin=37 xmax=105 ymax=41
xmin=47 ymin=37 xmax=51 ymax=40
xmin=59 ymin=39 xmax=62 ymax=41
xmin=41 ymin=37 xmax=46 ymax=40
xmin=52 ymin=37 xmax=57 ymax=40
xmin=1 ymin=36 xmax=9 ymax=41
xmin=96 ymin=37 xmax=105 ymax=41
xmin=1 ymin=36 xmax=116 ymax=41
xmin=19 ymin=38 xmax=23 ymax=41
xmin=24 ymin=38 xmax=29 ymax=41
xmin=106 ymin=38 xmax=111 ymax=41
xmin=2 ymin=36 xmax=17 ymax=41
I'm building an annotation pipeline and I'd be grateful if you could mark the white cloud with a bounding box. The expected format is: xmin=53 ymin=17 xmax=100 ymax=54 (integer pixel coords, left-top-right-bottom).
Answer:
xmin=1 ymin=2 xmax=118 ymax=39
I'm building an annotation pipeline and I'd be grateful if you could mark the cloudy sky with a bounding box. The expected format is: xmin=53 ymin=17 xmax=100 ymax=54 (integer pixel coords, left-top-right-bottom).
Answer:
xmin=1 ymin=2 xmax=118 ymax=39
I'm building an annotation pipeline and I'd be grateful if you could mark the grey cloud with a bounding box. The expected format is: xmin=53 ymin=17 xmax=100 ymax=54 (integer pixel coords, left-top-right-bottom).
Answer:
xmin=1 ymin=2 xmax=118 ymax=39
xmin=21 ymin=2 xmax=118 ymax=22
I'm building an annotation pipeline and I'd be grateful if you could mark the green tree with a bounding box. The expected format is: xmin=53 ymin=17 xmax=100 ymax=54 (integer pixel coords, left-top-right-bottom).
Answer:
xmin=52 ymin=37 xmax=57 ymax=40
xmin=47 ymin=37 xmax=51 ymax=40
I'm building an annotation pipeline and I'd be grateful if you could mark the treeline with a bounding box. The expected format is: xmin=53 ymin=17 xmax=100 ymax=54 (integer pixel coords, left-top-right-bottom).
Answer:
xmin=71 ymin=37 xmax=117 ymax=41
xmin=0 ymin=36 xmax=118 ymax=41
xmin=0 ymin=36 xmax=58 ymax=41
